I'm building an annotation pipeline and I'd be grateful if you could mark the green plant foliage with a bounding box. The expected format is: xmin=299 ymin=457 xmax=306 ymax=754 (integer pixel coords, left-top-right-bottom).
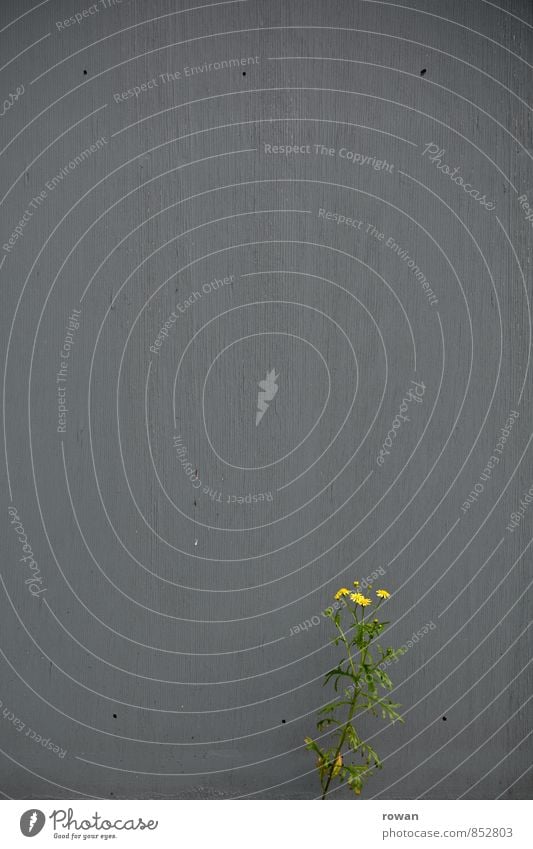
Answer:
xmin=305 ymin=584 xmax=405 ymax=799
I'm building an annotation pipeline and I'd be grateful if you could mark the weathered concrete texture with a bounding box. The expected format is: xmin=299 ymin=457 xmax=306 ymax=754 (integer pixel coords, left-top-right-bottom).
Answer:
xmin=0 ymin=0 xmax=531 ymax=799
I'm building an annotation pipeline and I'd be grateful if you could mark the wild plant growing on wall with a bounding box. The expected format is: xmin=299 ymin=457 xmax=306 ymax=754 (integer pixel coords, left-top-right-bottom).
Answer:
xmin=305 ymin=583 xmax=404 ymax=798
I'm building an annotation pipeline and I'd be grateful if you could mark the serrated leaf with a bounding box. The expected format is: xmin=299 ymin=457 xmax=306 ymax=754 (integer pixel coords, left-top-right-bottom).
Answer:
xmin=317 ymin=718 xmax=339 ymax=730
xmin=346 ymin=724 xmax=361 ymax=751
xmin=318 ymin=703 xmax=338 ymax=715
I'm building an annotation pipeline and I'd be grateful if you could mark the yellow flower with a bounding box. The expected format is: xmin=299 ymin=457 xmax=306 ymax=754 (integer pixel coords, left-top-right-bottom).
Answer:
xmin=376 ymin=589 xmax=391 ymax=599
xmin=350 ymin=592 xmax=372 ymax=606
xmin=334 ymin=588 xmax=350 ymax=600
xmin=352 ymin=580 xmax=359 ymax=586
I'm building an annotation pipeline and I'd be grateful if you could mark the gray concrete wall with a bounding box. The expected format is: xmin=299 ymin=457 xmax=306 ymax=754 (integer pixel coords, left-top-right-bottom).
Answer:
xmin=0 ymin=0 xmax=531 ymax=799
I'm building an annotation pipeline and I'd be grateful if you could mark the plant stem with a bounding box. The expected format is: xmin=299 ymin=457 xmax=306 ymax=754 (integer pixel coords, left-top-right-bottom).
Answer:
xmin=321 ymin=605 xmax=375 ymax=800
xmin=321 ymin=611 xmax=362 ymax=800
xmin=321 ymin=685 xmax=358 ymax=799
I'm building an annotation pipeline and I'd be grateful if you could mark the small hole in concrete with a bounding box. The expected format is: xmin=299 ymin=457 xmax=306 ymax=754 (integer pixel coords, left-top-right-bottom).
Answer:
xmin=420 ymin=68 xmax=427 ymax=76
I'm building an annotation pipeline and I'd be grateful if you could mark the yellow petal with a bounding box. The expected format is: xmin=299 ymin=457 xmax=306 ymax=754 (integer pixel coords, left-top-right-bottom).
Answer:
xmin=332 ymin=753 xmax=343 ymax=776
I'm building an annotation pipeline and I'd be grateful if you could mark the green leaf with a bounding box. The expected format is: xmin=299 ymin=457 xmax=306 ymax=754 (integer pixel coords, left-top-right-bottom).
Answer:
xmin=346 ymin=724 xmax=361 ymax=751
xmin=374 ymin=668 xmax=393 ymax=689
xmin=361 ymin=741 xmax=382 ymax=767
xmin=347 ymin=774 xmax=363 ymax=795
xmin=345 ymin=763 xmax=366 ymax=775
xmin=324 ymin=666 xmax=357 ymax=692
xmin=304 ymin=737 xmax=323 ymax=756
xmin=318 ymin=702 xmax=338 ymax=715
xmin=380 ymin=700 xmax=403 ymax=721
xmin=317 ymin=718 xmax=340 ymax=730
